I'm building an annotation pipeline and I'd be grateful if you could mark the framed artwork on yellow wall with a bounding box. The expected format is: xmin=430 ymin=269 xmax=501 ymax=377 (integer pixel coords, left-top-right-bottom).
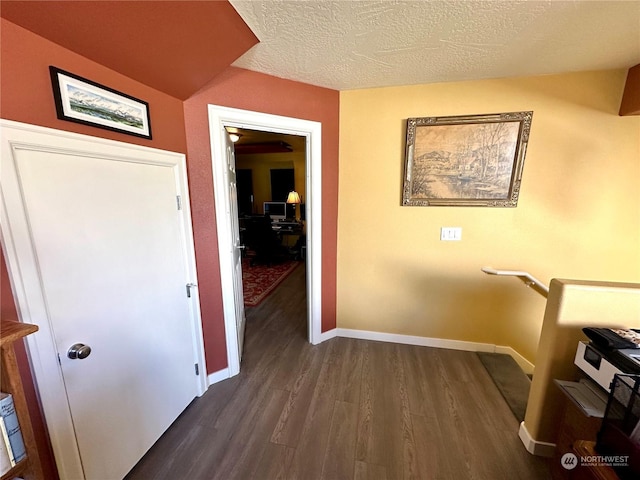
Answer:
xmin=402 ymin=111 xmax=533 ymax=207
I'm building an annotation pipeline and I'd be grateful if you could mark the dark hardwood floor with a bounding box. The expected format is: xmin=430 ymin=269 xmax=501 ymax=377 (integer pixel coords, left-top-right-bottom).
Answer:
xmin=126 ymin=263 xmax=551 ymax=479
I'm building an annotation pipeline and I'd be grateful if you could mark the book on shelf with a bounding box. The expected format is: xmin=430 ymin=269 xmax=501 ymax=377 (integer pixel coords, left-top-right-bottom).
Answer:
xmin=0 ymin=392 xmax=26 ymax=467
xmin=0 ymin=415 xmax=12 ymax=474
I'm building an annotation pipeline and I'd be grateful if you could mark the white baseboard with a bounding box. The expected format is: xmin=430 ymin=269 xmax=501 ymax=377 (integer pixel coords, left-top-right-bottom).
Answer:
xmin=316 ymin=328 xmax=338 ymax=344
xmin=207 ymin=367 xmax=230 ymax=386
xmin=333 ymin=327 xmax=493 ymax=354
xmin=518 ymin=421 xmax=556 ymax=457
xmin=319 ymin=328 xmax=534 ymax=375
xmin=494 ymin=345 xmax=535 ymax=375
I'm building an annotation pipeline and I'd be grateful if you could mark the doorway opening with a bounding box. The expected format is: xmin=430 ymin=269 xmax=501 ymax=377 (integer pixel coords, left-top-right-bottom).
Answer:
xmin=232 ymin=128 xmax=307 ymax=315
xmin=208 ymin=106 xmax=322 ymax=378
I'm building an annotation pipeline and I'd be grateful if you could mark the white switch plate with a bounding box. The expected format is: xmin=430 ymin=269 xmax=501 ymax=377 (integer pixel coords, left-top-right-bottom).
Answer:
xmin=441 ymin=227 xmax=462 ymax=241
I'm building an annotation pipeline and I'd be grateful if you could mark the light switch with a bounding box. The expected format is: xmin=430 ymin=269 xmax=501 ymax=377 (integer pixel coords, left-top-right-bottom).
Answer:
xmin=441 ymin=227 xmax=462 ymax=241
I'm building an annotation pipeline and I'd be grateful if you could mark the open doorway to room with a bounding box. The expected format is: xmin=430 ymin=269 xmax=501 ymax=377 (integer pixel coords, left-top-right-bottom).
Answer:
xmin=208 ymin=105 xmax=322 ymax=378
xmin=229 ymin=127 xmax=308 ymax=323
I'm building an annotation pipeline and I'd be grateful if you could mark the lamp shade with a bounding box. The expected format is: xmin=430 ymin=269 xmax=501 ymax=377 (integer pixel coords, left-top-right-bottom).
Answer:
xmin=286 ymin=191 xmax=301 ymax=204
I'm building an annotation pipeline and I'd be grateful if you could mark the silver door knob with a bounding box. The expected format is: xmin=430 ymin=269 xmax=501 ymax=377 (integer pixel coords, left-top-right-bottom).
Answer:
xmin=67 ymin=343 xmax=92 ymax=360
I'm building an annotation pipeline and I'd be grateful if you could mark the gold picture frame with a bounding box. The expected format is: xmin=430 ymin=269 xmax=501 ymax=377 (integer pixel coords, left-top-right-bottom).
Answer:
xmin=402 ymin=111 xmax=533 ymax=207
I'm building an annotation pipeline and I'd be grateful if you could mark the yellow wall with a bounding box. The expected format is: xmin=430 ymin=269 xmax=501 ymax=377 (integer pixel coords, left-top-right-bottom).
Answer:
xmin=337 ymin=70 xmax=640 ymax=364
xmin=236 ymin=152 xmax=306 ymax=214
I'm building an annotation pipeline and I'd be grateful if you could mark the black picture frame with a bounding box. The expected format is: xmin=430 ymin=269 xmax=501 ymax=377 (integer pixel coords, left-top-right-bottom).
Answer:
xmin=49 ymin=66 xmax=152 ymax=139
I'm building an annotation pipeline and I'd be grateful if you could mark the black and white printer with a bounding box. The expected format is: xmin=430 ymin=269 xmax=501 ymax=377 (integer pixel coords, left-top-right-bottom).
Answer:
xmin=574 ymin=328 xmax=640 ymax=392
xmin=554 ymin=329 xmax=640 ymax=418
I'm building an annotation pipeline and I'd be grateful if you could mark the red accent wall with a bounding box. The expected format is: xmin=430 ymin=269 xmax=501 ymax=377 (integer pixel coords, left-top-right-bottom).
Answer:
xmin=0 ymin=1 xmax=258 ymax=100
xmin=184 ymin=67 xmax=339 ymax=373
xmin=619 ymin=64 xmax=640 ymax=116
xmin=0 ymin=19 xmax=187 ymax=152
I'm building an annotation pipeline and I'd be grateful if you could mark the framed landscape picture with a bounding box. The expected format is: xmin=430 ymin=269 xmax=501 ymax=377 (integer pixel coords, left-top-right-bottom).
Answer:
xmin=50 ymin=66 xmax=152 ymax=139
xmin=402 ymin=111 xmax=533 ymax=207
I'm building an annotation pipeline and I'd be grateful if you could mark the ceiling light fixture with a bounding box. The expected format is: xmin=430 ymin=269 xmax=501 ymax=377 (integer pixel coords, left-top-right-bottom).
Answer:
xmin=228 ymin=133 xmax=242 ymax=143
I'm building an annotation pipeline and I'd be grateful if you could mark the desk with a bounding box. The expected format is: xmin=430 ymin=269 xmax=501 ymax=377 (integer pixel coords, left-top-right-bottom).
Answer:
xmin=272 ymin=223 xmax=304 ymax=259
xmin=272 ymin=223 xmax=303 ymax=243
xmin=271 ymin=221 xmax=302 ymax=232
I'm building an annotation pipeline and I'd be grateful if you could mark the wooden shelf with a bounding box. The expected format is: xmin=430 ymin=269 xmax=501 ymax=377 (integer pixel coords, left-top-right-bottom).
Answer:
xmin=2 ymin=458 xmax=29 ymax=480
xmin=1 ymin=320 xmax=44 ymax=480
xmin=0 ymin=322 xmax=38 ymax=348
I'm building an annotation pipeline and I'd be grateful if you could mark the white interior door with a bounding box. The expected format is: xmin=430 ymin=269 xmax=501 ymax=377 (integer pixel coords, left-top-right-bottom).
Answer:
xmin=0 ymin=121 xmax=204 ymax=480
xmin=225 ymin=132 xmax=246 ymax=359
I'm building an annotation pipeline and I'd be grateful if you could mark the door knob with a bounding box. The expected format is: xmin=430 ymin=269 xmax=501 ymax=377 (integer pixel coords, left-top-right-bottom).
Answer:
xmin=67 ymin=343 xmax=92 ymax=360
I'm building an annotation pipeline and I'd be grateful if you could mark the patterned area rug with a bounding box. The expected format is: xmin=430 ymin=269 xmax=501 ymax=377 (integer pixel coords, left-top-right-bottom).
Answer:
xmin=242 ymin=259 xmax=300 ymax=306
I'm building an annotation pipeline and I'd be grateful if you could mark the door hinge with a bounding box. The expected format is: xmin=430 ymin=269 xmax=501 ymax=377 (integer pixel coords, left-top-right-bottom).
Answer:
xmin=176 ymin=195 xmax=182 ymax=210
xmin=195 ymin=363 xmax=199 ymax=376
xmin=186 ymin=282 xmax=197 ymax=298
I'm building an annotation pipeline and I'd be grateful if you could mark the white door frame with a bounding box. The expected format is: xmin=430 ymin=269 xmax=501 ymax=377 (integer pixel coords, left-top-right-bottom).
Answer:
xmin=0 ymin=119 xmax=207 ymax=479
xmin=208 ymin=105 xmax=322 ymax=377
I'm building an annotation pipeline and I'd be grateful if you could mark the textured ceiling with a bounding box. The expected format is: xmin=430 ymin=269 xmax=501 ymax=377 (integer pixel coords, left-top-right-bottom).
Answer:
xmin=230 ymin=0 xmax=640 ymax=91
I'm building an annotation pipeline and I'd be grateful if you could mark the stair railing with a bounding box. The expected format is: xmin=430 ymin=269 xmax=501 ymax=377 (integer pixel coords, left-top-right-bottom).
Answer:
xmin=481 ymin=267 xmax=549 ymax=298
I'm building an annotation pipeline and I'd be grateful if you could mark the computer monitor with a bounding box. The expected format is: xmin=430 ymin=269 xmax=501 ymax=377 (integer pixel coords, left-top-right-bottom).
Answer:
xmin=263 ymin=201 xmax=287 ymax=221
